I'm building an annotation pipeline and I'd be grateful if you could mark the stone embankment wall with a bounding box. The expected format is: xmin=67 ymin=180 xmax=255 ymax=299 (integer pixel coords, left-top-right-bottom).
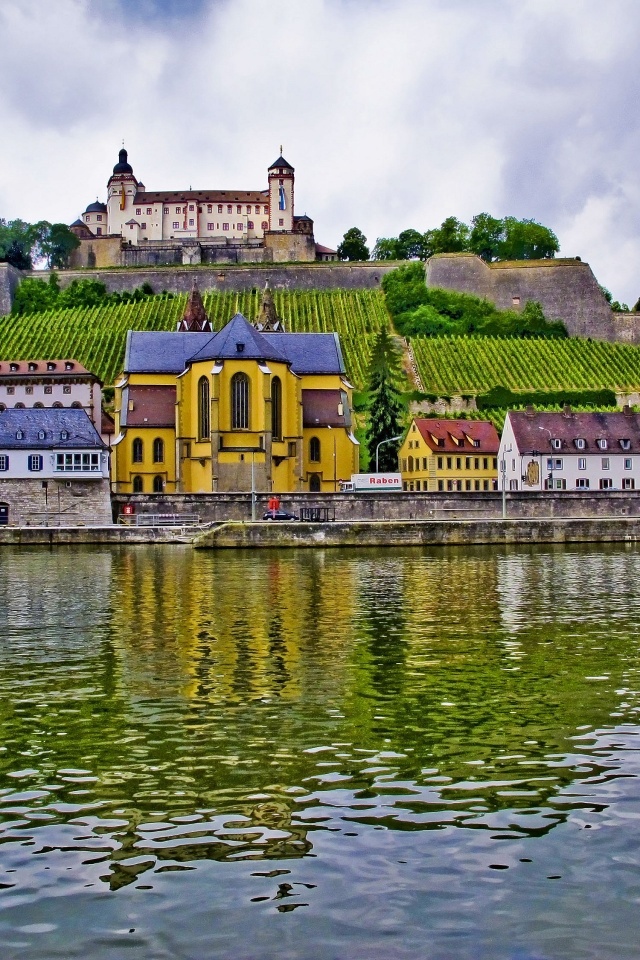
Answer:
xmin=0 ymin=478 xmax=112 ymax=526
xmin=195 ymin=516 xmax=640 ymax=550
xmin=112 ymin=490 xmax=640 ymax=523
xmin=425 ymin=253 xmax=640 ymax=344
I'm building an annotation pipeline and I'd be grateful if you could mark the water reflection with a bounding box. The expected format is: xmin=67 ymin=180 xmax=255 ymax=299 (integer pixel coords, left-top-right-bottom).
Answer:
xmin=1 ymin=544 xmax=640 ymax=957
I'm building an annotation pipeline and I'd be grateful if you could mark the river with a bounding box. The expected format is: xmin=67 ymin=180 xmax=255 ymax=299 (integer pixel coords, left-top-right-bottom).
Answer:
xmin=1 ymin=544 xmax=640 ymax=959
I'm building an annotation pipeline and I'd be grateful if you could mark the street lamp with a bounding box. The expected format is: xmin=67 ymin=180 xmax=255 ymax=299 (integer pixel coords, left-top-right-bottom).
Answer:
xmin=376 ymin=434 xmax=403 ymax=473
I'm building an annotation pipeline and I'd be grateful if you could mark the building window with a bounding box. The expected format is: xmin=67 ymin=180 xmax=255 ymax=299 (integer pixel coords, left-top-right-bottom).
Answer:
xmin=198 ymin=376 xmax=210 ymax=440
xmin=474 ymin=457 xmax=479 ymax=469
xmin=140 ymin=223 xmax=147 ymax=230
xmin=189 ymin=205 xmax=194 ymax=212
xmin=545 ymin=478 xmax=567 ymax=490
xmin=493 ymin=458 xmax=498 ymax=469
xmin=446 ymin=457 xmax=452 ymax=469
xmin=623 ymin=478 xmax=635 ymax=490
xmin=227 ymin=205 xmax=232 ymax=214
xmin=423 ymin=457 xmax=428 ymax=470
xmin=578 ymin=457 xmax=587 ymax=471
xmin=28 ymin=455 xmax=43 ymax=472
xmin=264 ymin=206 xmax=268 ymax=214
xmin=153 ymin=475 xmax=164 ymax=492
xmin=146 ymin=207 xmax=152 ymax=215
xmin=547 ymin=457 xmax=563 ymax=471
xmin=173 ymin=221 xmax=179 ymax=229
xmin=437 ymin=479 xmax=444 ymax=491
xmin=456 ymin=457 xmax=461 ymax=469
xmin=0 ymin=455 xmax=8 ymax=471
xmin=189 ymin=219 xmax=194 ymax=227
xmin=136 ymin=208 xmax=141 ymax=215
xmin=231 ymin=373 xmax=249 ymax=430
xmin=509 ymin=479 xmax=518 ymax=490
xmin=551 ymin=438 xmax=562 ymax=450
xmin=309 ymin=436 xmax=321 ymax=463
xmin=262 ymin=220 xmax=268 ymax=230
xmin=223 ymin=223 xmax=229 ymax=231
xmin=96 ymin=227 xmax=103 ymax=235
xmin=483 ymin=479 xmax=490 ymax=490
xmin=465 ymin=479 xmax=471 ymax=491
xmin=465 ymin=457 xmax=471 ymax=469
xmin=236 ymin=205 xmax=242 ymax=214
xmin=437 ymin=456 xmax=443 ymax=469
xmin=207 ymin=205 xmax=212 ymax=213
xmin=132 ymin=438 xmax=143 ymax=463
xmin=625 ymin=458 xmax=633 ymax=470
xmin=271 ymin=376 xmax=282 ymax=440
xmin=14 ymin=402 xmax=24 ymax=409
xmin=279 ymin=219 xmax=284 ymax=226
xmin=176 ymin=207 xmax=182 ymax=214
xmin=52 ymin=402 xmax=62 ymax=408
xmin=6 ymin=387 xmax=14 ymax=395
xmin=55 ymin=453 xmax=100 ymax=472
xmin=25 ymin=386 xmax=33 ymax=395
xmin=207 ymin=223 xmax=214 ymax=231
xmin=164 ymin=207 xmax=169 ymax=214
xmin=218 ymin=205 xmax=223 ymax=213
xmin=408 ymin=455 xmax=414 ymax=472
xmin=237 ymin=223 xmax=243 ymax=231
xmin=474 ymin=480 xmax=480 ymax=491
xmin=575 ymin=438 xmax=586 ymax=449
xmin=597 ymin=438 xmax=607 ymax=450
xmin=309 ymin=473 xmax=321 ymax=492
xmin=247 ymin=221 xmax=254 ymax=230
xmin=602 ymin=457 xmax=610 ymax=470
xmin=576 ymin=478 xmax=590 ymax=489
xmin=132 ymin=475 xmax=143 ymax=493
xmin=153 ymin=437 xmax=165 ymax=463
xmin=483 ymin=457 xmax=489 ymax=469
xmin=600 ymin=478 xmax=613 ymax=490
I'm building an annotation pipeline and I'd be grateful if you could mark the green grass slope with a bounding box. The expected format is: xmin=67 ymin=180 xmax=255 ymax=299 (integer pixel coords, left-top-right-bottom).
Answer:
xmin=0 ymin=290 xmax=389 ymax=389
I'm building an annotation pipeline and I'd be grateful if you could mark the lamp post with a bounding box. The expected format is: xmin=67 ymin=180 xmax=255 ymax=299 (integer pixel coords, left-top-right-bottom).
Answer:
xmin=376 ymin=435 xmax=403 ymax=473
xmin=501 ymin=444 xmax=512 ymax=519
xmin=538 ymin=426 xmax=553 ymax=491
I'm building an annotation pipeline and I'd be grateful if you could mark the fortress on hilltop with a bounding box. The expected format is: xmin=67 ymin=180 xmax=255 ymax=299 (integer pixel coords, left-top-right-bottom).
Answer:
xmin=68 ymin=148 xmax=337 ymax=269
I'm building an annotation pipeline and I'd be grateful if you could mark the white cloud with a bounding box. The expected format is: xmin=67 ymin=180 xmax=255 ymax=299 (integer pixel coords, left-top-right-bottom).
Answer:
xmin=0 ymin=0 xmax=639 ymax=302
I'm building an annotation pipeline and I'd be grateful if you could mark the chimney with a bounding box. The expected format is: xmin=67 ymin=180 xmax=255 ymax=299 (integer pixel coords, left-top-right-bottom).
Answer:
xmin=563 ymin=404 xmax=572 ymax=417
xmin=623 ymin=404 xmax=632 ymax=417
xmin=525 ymin=405 xmax=535 ymax=418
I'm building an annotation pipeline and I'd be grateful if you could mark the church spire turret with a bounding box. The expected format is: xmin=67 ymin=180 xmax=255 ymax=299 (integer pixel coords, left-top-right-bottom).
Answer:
xmin=178 ymin=281 xmax=212 ymax=332
xmin=254 ymin=280 xmax=284 ymax=332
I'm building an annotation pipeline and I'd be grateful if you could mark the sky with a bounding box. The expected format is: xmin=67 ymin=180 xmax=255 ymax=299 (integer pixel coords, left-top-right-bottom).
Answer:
xmin=1 ymin=0 xmax=639 ymax=303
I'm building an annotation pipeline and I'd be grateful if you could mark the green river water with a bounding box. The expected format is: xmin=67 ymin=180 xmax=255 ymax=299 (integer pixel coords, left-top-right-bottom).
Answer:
xmin=1 ymin=544 xmax=640 ymax=959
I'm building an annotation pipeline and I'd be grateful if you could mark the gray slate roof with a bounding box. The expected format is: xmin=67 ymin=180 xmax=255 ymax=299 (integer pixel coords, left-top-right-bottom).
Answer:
xmin=124 ymin=315 xmax=345 ymax=376
xmin=509 ymin=410 xmax=640 ymax=452
xmin=0 ymin=408 xmax=105 ymax=449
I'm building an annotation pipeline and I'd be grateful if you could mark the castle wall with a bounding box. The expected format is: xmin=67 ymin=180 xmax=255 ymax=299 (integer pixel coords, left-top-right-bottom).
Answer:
xmin=0 ymin=263 xmax=23 ymax=316
xmin=425 ymin=253 xmax=623 ymax=340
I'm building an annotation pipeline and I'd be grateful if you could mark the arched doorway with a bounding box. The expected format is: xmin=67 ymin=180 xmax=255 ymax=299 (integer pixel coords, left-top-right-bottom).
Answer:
xmin=309 ymin=473 xmax=321 ymax=492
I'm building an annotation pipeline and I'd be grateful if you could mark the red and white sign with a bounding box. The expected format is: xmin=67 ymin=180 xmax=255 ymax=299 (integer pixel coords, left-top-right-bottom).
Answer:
xmin=350 ymin=473 xmax=403 ymax=491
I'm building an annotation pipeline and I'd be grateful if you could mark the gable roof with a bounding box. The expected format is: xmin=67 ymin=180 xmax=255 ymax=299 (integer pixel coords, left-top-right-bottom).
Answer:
xmin=413 ymin=418 xmax=499 ymax=453
xmin=187 ymin=313 xmax=286 ymax=364
xmin=124 ymin=317 xmax=346 ymax=376
xmin=508 ymin=409 xmax=640 ymax=452
xmin=0 ymin=408 xmax=105 ymax=449
xmin=268 ymin=155 xmax=294 ymax=171
xmin=0 ymin=359 xmax=92 ymax=378
xmin=133 ymin=189 xmax=268 ymax=205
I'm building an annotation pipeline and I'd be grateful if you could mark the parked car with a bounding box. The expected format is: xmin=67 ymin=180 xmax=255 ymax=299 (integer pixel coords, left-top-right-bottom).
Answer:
xmin=262 ymin=509 xmax=299 ymax=521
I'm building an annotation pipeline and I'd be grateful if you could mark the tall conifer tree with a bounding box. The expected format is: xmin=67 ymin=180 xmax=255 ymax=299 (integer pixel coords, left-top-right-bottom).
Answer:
xmin=366 ymin=327 xmax=405 ymax=471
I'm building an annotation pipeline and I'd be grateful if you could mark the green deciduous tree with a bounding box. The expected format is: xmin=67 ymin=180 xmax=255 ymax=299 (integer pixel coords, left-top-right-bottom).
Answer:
xmin=365 ymin=327 xmax=406 ymax=471
xmin=337 ymin=227 xmax=370 ymax=261
xmin=373 ymin=237 xmax=401 ymax=260
xmin=40 ymin=223 xmax=80 ymax=268
xmin=469 ymin=212 xmax=504 ymax=262
xmin=498 ymin=217 xmax=559 ymax=260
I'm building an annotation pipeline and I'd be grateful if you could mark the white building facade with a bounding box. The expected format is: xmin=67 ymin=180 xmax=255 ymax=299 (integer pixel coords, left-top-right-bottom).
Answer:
xmin=499 ymin=409 xmax=640 ymax=492
xmin=0 ymin=359 xmax=102 ymax=432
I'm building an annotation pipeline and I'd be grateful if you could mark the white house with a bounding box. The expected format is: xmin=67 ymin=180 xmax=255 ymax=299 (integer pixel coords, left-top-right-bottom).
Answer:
xmin=0 ymin=408 xmax=111 ymax=526
xmin=499 ymin=408 xmax=640 ymax=492
xmin=0 ymin=358 xmax=103 ymax=432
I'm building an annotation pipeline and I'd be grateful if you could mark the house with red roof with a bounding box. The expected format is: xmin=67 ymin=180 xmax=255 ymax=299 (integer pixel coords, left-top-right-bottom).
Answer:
xmin=398 ymin=418 xmax=499 ymax=492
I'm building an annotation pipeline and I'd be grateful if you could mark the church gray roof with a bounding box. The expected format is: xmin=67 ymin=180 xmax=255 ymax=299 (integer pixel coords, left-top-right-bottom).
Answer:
xmin=124 ymin=315 xmax=345 ymax=376
xmin=0 ymin=408 xmax=105 ymax=449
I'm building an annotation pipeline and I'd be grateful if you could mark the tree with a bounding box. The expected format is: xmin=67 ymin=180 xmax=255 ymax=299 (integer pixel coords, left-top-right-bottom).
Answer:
xmin=365 ymin=327 xmax=405 ymax=471
xmin=423 ymin=216 xmax=470 ymax=256
xmin=498 ymin=217 xmax=559 ymax=260
xmin=39 ymin=223 xmax=80 ymax=268
xmin=469 ymin=212 xmax=503 ymax=262
xmin=0 ymin=219 xmax=39 ymax=269
xmin=337 ymin=227 xmax=369 ymax=261
xmin=373 ymin=237 xmax=401 ymax=260
xmin=397 ymin=228 xmax=427 ymax=260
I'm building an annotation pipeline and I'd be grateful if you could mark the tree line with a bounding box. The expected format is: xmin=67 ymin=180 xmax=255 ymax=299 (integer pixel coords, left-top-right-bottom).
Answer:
xmin=0 ymin=218 xmax=80 ymax=270
xmin=337 ymin=214 xmax=560 ymax=263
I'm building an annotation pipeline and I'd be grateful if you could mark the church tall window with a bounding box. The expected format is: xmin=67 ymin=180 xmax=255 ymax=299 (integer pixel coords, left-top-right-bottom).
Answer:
xmin=132 ymin=438 xmax=143 ymax=463
xmin=198 ymin=377 xmax=210 ymax=440
xmin=133 ymin=475 xmax=143 ymax=492
xmin=271 ymin=377 xmax=282 ymax=441
xmin=309 ymin=436 xmax=321 ymax=463
xmin=153 ymin=475 xmax=164 ymax=493
xmin=153 ymin=437 xmax=164 ymax=463
xmin=231 ymin=373 xmax=250 ymax=430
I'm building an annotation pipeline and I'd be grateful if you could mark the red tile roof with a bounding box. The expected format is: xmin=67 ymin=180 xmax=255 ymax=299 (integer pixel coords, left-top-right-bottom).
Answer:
xmin=302 ymin=389 xmax=348 ymax=427
xmin=508 ymin=409 xmax=640 ymax=452
xmin=134 ymin=190 xmax=269 ymax=205
xmin=413 ymin=418 xmax=499 ymax=453
xmin=0 ymin=359 xmax=92 ymax=377
xmin=125 ymin=386 xmax=176 ymax=427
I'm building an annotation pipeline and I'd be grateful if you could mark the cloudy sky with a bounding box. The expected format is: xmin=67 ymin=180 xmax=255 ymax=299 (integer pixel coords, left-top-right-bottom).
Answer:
xmin=1 ymin=0 xmax=639 ymax=302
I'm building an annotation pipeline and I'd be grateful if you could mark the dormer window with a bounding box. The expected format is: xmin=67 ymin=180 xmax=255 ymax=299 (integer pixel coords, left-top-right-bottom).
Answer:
xmin=60 ymin=430 xmax=68 ymax=441
xmin=16 ymin=430 xmax=23 ymax=440
xmin=9 ymin=363 xmax=18 ymax=372
xmin=551 ymin=438 xmax=562 ymax=450
xmin=38 ymin=430 xmax=45 ymax=440
xmin=64 ymin=362 xmax=74 ymax=371
xmin=472 ymin=439 xmax=481 ymax=448
xmin=620 ymin=439 xmax=631 ymax=450
xmin=47 ymin=362 xmax=56 ymax=371
xmin=236 ymin=342 xmax=245 ymax=353
xmin=575 ymin=438 xmax=586 ymax=450
xmin=28 ymin=362 xmax=37 ymax=371
xmin=597 ymin=438 xmax=607 ymax=450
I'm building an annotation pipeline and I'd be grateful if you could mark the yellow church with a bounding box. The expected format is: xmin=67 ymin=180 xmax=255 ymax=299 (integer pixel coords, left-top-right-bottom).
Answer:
xmin=112 ymin=287 xmax=359 ymax=494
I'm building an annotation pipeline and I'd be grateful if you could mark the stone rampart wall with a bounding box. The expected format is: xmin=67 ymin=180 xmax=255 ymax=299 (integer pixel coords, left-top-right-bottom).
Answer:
xmin=0 ymin=263 xmax=23 ymax=316
xmin=112 ymin=489 xmax=640 ymax=523
xmin=425 ymin=253 xmax=640 ymax=343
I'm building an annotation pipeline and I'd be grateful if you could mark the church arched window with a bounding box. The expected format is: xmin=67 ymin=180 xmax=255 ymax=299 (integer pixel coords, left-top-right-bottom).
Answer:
xmin=271 ymin=377 xmax=282 ymax=440
xmin=198 ymin=376 xmax=210 ymax=440
xmin=153 ymin=437 xmax=164 ymax=463
xmin=132 ymin=438 xmax=143 ymax=463
xmin=132 ymin=475 xmax=143 ymax=492
xmin=309 ymin=436 xmax=321 ymax=463
xmin=231 ymin=373 xmax=250 ymax=430
xmin=153 ymin=475 xmax=164 ymax=492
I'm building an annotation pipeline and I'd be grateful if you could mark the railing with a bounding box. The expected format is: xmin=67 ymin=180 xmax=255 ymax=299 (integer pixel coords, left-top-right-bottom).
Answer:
xmin=119 ymin=513 xmax=201 ymax=527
